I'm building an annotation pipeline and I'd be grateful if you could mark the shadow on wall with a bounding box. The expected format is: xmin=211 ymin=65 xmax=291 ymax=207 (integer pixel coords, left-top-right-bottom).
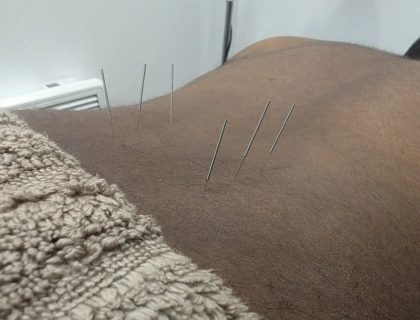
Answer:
xmin=405 ymin=38 xmax=420 ymax=60
xmin=305 ymin=0 xmax=379 ymax=49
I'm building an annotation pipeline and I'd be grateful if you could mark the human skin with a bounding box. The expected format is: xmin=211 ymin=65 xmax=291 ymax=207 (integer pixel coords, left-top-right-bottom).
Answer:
xmin=18 ymin=37 xmax=420 ymax=319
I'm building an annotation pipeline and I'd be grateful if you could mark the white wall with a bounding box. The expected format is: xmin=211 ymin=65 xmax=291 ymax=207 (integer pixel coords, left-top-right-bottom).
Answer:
xmin=0 ymin=0 xmax=226 ymax=107
xmin=231 ymin=0 xmax=420 ymax=57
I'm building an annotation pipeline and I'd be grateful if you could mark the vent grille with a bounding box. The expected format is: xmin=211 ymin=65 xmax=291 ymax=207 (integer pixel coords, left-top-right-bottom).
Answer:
xmin=42 ymin=95 xmax=100 ymax=111
xmin=0 ymin=79 xmax=104 ymax=111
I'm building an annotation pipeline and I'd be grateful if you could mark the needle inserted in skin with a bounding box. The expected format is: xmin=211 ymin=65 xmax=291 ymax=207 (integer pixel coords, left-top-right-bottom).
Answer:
xmin=261 ymin=103 xmax=295 ymax=172
xmin=205 ymin=120 xmax=227 ymax=191
xmin=170 ymin=63 xmax=174 ymax=124
xmin=100 ymin=69 xmax=114 ymax=138
xmin=136 ymin=64 xmax=147 ymax=136
xmin=234 ymin=100 xmax=270 ymax=181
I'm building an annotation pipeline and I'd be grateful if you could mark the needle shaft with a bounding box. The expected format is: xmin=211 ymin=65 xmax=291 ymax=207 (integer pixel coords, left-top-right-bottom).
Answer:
xmin=234 ymin=100 xmax=270 ymax=180
xmin=261 ymin=103 xmax=295 ymax=171
xmin=100 ymin=69 xmax=114 ymax=138
xmin=205 ymin=120 xmax=228 ymax=190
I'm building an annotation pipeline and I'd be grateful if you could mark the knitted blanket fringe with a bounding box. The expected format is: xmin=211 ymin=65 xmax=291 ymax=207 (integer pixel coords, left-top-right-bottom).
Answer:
xmin=0 ymin=112 xmax=258 ymax=320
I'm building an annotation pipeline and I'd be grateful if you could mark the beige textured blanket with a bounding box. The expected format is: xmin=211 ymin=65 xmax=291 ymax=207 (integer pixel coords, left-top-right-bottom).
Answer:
xmin=0 ymin=112 xmax=257 ymax=320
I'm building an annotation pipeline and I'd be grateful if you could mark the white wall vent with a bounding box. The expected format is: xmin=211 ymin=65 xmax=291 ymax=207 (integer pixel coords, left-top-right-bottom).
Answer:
xmin=0 ymin=78 xmax=105 ymax=111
